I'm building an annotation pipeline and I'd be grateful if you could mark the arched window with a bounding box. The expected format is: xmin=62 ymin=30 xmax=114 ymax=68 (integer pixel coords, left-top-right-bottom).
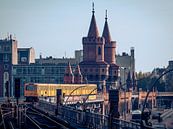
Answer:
xmin=98 ymin=47 xmax=101 ymax=55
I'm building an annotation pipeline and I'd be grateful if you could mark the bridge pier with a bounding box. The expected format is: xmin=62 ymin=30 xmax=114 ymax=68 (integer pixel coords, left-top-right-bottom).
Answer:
xmin=55 ymin=89 xmax=62 ymax=115
xmin=109 ymin=89 xmax=120 ymax=129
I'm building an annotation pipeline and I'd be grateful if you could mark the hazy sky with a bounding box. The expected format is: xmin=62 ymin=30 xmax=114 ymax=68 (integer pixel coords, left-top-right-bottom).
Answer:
xmin=0 ymin=0 xmax=173 ymax=72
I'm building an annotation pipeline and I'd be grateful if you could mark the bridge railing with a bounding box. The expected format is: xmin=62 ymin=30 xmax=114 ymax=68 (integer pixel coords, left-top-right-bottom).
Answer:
xmin=58 ymin=105 xmax=109 ymax=128
xmin=112 ymin=118 xmax=140 ymax=129
xmin=82 ymin=110 xmax=108 ymax=128
xmin=58 ymin=105 xmax=84 ymax=125
xmin=37 ymin=101 xmax=141 ymax=129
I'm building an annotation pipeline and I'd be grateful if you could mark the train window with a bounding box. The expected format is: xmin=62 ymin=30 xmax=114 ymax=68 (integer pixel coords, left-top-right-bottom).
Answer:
xmin=26 ymin=85 xmax=36 ymax=91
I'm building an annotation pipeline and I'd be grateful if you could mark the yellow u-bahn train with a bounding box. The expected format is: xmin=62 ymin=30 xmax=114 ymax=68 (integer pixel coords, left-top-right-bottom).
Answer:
xmin=24 ymin=83 xmax=97 ymax=102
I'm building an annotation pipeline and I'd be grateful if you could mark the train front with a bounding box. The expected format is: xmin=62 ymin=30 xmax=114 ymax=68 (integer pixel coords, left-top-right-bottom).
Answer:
xmin=24 ymin=83 xmax=38 ymax=102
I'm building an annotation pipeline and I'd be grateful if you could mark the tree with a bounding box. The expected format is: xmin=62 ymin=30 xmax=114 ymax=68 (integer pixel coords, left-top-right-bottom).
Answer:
xmin=136 ymin=72 xmax=166 ymax=92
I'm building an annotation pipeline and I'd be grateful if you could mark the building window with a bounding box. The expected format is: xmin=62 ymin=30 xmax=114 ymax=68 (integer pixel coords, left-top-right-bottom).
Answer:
xmin=4 ymin=64 xmax=9 ymax=70
xmin=102 ymin=69 xmax=104 ymax=72
xmin=98 ymin=47 xmax=101 ymax=55
xmin=3 ymin=54 xmax=9 ymax=62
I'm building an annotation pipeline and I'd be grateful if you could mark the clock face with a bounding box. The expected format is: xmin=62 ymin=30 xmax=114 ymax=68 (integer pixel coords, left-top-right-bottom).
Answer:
xmin=21 ymin=57 xmax=27 ymax=62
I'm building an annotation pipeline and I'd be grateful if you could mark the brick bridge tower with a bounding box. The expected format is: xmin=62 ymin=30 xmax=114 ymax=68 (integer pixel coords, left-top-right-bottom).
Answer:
xmin=79 ymin=4 xmax=109 ymax=92
xmin=102 ymin=10 xmax=119 ymax=89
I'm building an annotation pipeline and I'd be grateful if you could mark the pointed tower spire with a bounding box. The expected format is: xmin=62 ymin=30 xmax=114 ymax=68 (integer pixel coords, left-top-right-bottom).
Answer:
xmin=74 ymin=65 xmax=82 ymax=75
xmin=87 ymin=2 xmax=99 ymax=38
xmin=102 ymin=10 xmax=111 ymax=43
xmin=74 ymin=65 xmax=83 ymax=84
xmin=65 ymin=62 xmax=73 ymax=74
xmin=64 ymin=62 xmax=74 ymax=84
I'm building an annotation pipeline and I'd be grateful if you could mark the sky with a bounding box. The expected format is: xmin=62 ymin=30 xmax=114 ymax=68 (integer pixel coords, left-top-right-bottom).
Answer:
xmin=0 ymin=0 xmax=173 ymax=72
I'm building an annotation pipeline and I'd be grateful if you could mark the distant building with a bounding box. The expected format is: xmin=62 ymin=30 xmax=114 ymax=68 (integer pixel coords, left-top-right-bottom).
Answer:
xmin=35 ymin=56 xmax=77 ymax=65
xmin=116 ymin=47 xmax=135 ymax=87
xmin=75 ymin=50 xmax=83 ymax=63
xmin=18 ymin=47 xmax=35 ymax=64
xmin=0 ymin=35 xmax=37 ymax=97
xmin=35 ymin=50 xmax=82 ymax=65
xmin=0 ymin=35 xmax=18 ymax=97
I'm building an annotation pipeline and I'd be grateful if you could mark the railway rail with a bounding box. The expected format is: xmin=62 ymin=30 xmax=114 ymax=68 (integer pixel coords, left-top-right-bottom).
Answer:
xmin=25 ymin=106 xmax=70 ymax=129
xmin=0 ymin=102 xmax=74 ymax=129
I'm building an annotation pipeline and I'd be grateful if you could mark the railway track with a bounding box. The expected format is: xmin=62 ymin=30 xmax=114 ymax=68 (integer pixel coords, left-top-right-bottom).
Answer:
xmin=25 ymin=106 xmax=70 ymax=129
